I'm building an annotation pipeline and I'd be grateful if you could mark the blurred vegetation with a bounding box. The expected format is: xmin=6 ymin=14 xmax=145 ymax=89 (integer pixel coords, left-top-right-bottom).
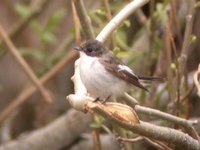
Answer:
xmin=0 ymin=0 xmax=199 ymax=150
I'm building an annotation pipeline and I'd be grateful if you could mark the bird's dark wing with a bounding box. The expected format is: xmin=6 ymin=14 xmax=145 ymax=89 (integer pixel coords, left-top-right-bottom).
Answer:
xmin=99 ymin=53 xmax=148 ymax=91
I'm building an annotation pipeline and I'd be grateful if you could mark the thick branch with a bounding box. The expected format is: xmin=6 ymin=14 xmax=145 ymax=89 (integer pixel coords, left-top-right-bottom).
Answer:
xmin=91 ymin=101 xmax=200 ymax=150
xmin=0 ymin=110 xmax=91 ymax=150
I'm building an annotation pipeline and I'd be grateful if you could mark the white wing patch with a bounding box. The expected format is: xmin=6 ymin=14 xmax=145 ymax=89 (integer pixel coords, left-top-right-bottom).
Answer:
xmin=118 ymin=64 xmax=136 ymax=76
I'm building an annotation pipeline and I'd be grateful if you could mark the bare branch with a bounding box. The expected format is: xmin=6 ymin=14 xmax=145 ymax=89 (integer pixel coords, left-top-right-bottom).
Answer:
xmin=194 ymin=64 xmax=200 ymax=97
xmin=178 ymin=0 xmax=196 ymax=75
xmin=0 ymin=0 xmax=51 ymax=56
xmin=134 ymin=105 xmax=197 ymax=128
xmin=0 ymin=51 xmax=78 ymax=124
xmin=73 ymin=0 xmax=95 ymax=39
xmin=0 ymin=110 xmax=91 ymax=150
xmin=93 ymin=102 xmax=200 ymax=150
xmin=0 ymin=24 xmax=52 ymax=103
xmin=96 ymin=0 xmax=149 ymax=42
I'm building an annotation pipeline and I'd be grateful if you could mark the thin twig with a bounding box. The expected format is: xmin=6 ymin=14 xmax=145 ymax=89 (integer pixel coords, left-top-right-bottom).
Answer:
xmin=102 ymin=0 xmax=116 ymax=48
xmin=117 ymin=136 xmax=172 ymax=150
xmin=0 ymin=24 xmax=52 ymax=103
xmin=194 ymin=64 xmax=200 ymax=97
xmin=164 ymin=25 xmax=175 ymax=102
xmin=92 ymin=130 xmax=102 ymax=150
xmin=135 ymin=105 xmax=200 ymax=141
xmin=178 ymin=0 xmax=196 ymax=75
xmin=134 ymin=105 xmax=197 ymax=128
xmin=73 ymin=0 xmax=95 ymax=39
xmin=0 ymin=0 xmax=51 ymax=56
xmin=71 ymin=0 xmax=81 ymax=44
xmin=72 ymin=1 xmax=102 ymax=149
xmin=0 ymin=51 xmax=78 ymax=124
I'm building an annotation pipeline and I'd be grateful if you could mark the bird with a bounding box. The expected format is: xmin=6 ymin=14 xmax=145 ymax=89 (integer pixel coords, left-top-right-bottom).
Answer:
xmin=74 ymin=39 xmax=162 ymax=102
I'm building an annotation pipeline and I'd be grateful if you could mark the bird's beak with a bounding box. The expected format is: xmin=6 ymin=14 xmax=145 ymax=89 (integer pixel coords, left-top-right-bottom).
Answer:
xmin=74 ymin=46 xmax=81 ymax=51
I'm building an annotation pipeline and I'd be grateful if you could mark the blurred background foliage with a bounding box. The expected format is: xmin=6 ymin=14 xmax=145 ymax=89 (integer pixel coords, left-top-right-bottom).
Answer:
xmin=0 ymin=0 xmax=200 ymax=150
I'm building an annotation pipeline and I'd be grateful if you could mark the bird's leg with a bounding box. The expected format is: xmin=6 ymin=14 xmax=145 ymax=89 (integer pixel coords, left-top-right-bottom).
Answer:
xmin=94 ymin=97 xmax=101 ymax=102
xmin=94 ymin=95 xmax=111 ymax=103
xmin=101 ymin=95 xmax=111 ymax=104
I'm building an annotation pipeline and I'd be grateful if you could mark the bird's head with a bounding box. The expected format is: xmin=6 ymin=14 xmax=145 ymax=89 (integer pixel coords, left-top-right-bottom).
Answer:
xmin=74 ymin=40 xmax=106 ymax=57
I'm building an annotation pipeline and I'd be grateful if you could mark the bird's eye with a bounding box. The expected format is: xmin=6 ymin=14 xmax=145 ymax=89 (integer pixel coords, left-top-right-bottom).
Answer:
xmin=87 ymin=48 xmax=93 ymax=52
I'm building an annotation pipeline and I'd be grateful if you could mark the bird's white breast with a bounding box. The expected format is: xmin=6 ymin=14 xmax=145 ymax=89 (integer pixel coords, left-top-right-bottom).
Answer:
xmin=79 ymin=52 xmax=129 ymax=99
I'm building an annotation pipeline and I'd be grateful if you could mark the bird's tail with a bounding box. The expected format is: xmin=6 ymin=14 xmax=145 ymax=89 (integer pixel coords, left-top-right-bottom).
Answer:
xmin=138 ymin=76 xmax=164 ymax=82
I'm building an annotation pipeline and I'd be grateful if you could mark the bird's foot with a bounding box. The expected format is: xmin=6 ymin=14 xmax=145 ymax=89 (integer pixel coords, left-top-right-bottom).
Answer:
xmin=94 ymin=95 xmax=111 ymax=104
xmin=94 ymin=97 xmax=101 ymax=102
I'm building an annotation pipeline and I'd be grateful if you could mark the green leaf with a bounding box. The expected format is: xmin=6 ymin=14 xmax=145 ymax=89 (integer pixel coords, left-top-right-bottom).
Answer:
xmin=155 ymin=3 xmax=168 ymax=25
xmin=44 ymin=9 xmax=66 ymax=33
xmin=42 ymin=32 xmax=56 ymax=44
xmin=18 ymin=47 xmax=46 ymax=62
xmin=30 ymin=20 xmax=43 ymax=34
xmin=15 ymin=3 xmax=31 ymax=18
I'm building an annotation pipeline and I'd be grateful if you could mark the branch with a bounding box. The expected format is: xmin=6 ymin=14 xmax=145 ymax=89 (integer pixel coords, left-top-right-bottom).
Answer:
xmin=67 ymin=97 xmax=200 ymax=150
xmin=0 ymin=51 xmax=78 ymax=124
xmin=178 ymin=0 xmax=196 ymax=75
xmin=0 ymin=0 xmax=51 ymax=56
xmin=194 ymin=64 xmax=200 ymax=97
xmin=0 ymin=110 xmax=91 ymax=150
xmin=73 ymin=0 xmax=95 ymax=39
xmin=122 ymin=91 xmax=199 ymax=140
xmin=96 ymin=0 xmax=150 ymax=43
xmin=0 ymin=24 xmax=52 ymax=103
xmin=69 ymin=134 xmax=119 ymax=150
xmin=134 ymin=105 xmax=197 ymax=128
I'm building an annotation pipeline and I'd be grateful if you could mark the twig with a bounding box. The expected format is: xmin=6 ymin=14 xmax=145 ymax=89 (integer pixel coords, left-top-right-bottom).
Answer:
xmin=194 ymin=64 xmax=200 ymax=97
xmin=73 ymin=0 xmax=95 ymax=39
xmin=134 ymin=103 xmax=200 ymax=141
xmin=77 ymin=134 xmax=119 ymax=150
xmin=71 ymin=0 xmax=81 ymax=44
xmin=92 ymin=130 xmax=102 ymax=150
xmin=0 ymin=0 xmax=51 ymax=56
xmin=135 ymin=9 xmax=147 ymax=25
xmin=117 ymin=136 xmax=172 ymax=150
xmin=178 ymin=0 xmax=196 ymax=75
xmin=0 ymin=24 xmax=52 ymax=103
xmin=9 ymin=0 xmax=51 ymax=39
xmin=114 ymin=125 xmax=133 ymax=150
xmin=96 ymin=0 xmax=149 ymax=43
xmin=72 ymin=1 xmax=103 ymax=149
xmin=134 ymin=105 xmax=197 ymax=128
xmin=180 ymin=84 xmax=195 ymax=102
xmin=102 ymin=0 xmax=116 ymax=48
xmin=164 ymin=25 xmax=175 ymax=102
xmin=0 ymin=51 xmax=78 ymax=124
